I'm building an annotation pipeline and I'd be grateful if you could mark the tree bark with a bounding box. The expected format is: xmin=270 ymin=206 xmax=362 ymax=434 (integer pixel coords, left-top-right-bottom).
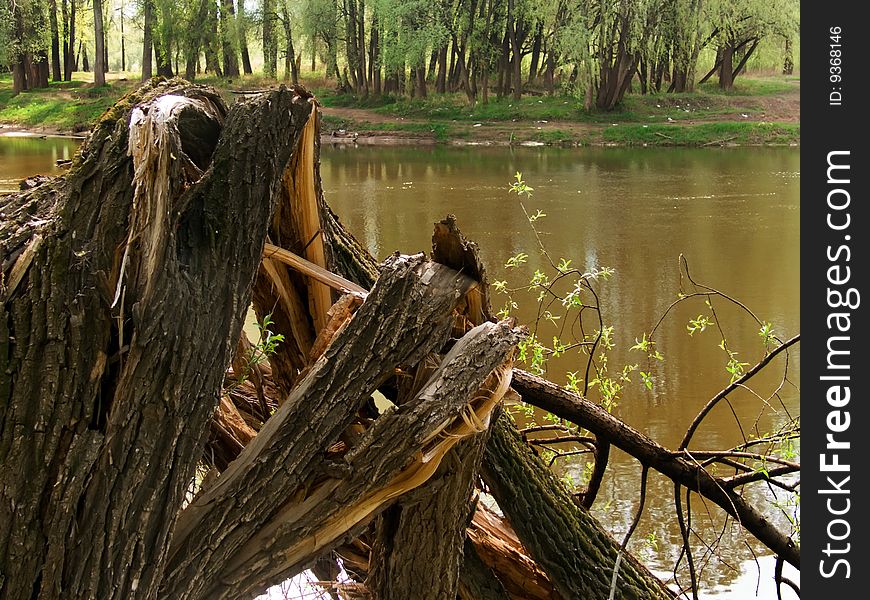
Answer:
xmin=161 ymin=262 xmax=520 ymax=599
xmin=0 ymin=80 xmax=311 ymax=600
xmin=49 ymin=0 xmax=62 ymax=81
xmin=263 ymin=0 xmax=278 ymax=78
xmin=482 ymin=412 xmax=675 ymax=600
xmin=279 ymin=0 xmax=298 ymax=83
xmin=458 ymin=537 xmax=513 ymax=600
xmin=142 ymin=0 xmax=154 ymax=81
xmin=221 ymin=0 xmax=241 ymax=77
xmin=93 ymin=0 xmax=106 ymax=85
xmin=204 ymin=0 xmax=223 ymax=76
xmin=507 ymin=0 xmax=522 ymax=100
xmin=369 ymin=433 xmax=490 ymax=600
xmin=237 ymin=0 xmax=253 ymax=74
xmin=154 ymin=29 xmax=174 ymax=78
xmin=66 ymin=0 xmax=77 ymax=80
xmin=718 ymin=42 xmax=734 ymax=90
xmin=367 ymin=214 xmax=498 ymax=600
xmin=782 ymin=36 xmax=794 ymax=75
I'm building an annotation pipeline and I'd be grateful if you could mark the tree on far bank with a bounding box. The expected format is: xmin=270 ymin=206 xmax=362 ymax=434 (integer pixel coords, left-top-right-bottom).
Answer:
xmin=93 ymin=0 xmax=105 ymax=85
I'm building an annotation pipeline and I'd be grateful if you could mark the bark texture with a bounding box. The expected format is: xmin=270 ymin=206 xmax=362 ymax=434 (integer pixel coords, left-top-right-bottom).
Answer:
xmin=0 ymin=80 xmax=313 ymax=600
xmin=366 ymin=213 xmax=498 ymax=600
xmin=482 ymin=412 xmax=675 ymax=600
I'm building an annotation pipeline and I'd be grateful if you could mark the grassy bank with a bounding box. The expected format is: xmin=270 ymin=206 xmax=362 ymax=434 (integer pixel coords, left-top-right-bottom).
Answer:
xmin=0 ymin=75 xmax=138 ymax=133
xmin=1 ymin=73 xmax=799 ymax=147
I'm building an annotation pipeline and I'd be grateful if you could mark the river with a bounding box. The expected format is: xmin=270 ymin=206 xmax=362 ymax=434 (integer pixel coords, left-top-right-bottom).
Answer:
xmin=1 ymin=137 xmax=800 ymax=598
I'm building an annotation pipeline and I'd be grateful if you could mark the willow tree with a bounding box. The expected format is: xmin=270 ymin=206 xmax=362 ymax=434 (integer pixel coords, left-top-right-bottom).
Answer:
xmin=699 ymin=0 xmax=799 ymax=89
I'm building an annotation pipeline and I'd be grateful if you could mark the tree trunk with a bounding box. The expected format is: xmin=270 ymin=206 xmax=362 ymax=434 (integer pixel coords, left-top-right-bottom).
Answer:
xmin=185 ymin=0 xmax=209 ymax=80
xmin=507 ymin=0 xmax=521 ymax=101
xmin=49 ymin=0 xmax=62 ymax=81
xmin=204 ymin=0 xmax=223 ymax=76
xmin=11 ymin=4 xmax=28 ymax=93
xmin=142 ymin=0 xmax=154 ymax=80
xmin=482 ymin=412 xmax=675 ymax=600
xmin=279 ymin=0 xmax=298 ymax=84
xmin=731 ymin=38 xmax=759 ymax=81
xmin=435 ymin=44 xmax=448 ymax=93
xmin=782 ymin=36 xmax=794 ymax=75
xmin=527 ymin=22 xmax=542 ymax=86
xmin=154 ymin=30 xmax=174 ymax=78
xmin=459 ymin=537 xmax=513 ymax=600
xmin=718 ymin=42 xmax=734 ymax=90
xmin=161 ymin=272 xmax=519 ymax=599
xmin=104 ymin=25 xmax=110 ymax=73
xmin=263 ymin=0 xmax=277 ymax=78
xmin=368 ymin=215 xmax=498 ymax=600
xmin=356 ymin=1 xmax=368 ymax=95
xmin=33 ymin=52 xmax=51 ymax=88
xmin=12 ymin=61 xmax=28 ymax=93
xmin=61 ymin=0 xmax=70 ymax=80
xmin=93 ymin=0 xmax=106 ymax=84
xmin=67 ymin=0 xmax=77 ymax=79
xmin=237 ymin=1 xmax=253 ymax=74
xmin=120 ymin=5 xmax=126 ymax=72
xmin=415 ymin=61 xmax=427 ymax=98
xmin=369 ymin=433 xmax=490 ymax=599
xmin=369 ymin=15 xmax=381 ymax=95
xmin=221 ymin=0 xmax=241 ymax=77
xmin=0 ymin=80 xmax=314 ymax=600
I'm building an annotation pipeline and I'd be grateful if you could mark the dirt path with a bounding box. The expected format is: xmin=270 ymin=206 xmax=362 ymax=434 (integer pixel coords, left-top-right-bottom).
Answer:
xmin=320 ymin=80 xmax=800 ymax=145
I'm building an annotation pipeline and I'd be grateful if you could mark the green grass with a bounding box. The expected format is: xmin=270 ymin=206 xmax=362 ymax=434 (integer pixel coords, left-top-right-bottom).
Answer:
xmin=353 ymin=120 xmax=452 ymax=142
xmin=601 ymin=122 xmax=800 ymax=146
xmin=0 ymin=75 xmax=134 ymax=132
xmin=370 ymin=93 xmax=588 ymax=123
xmin=1 ymin=72 xmax=798 ymax=147
xmin=533 ymin=129 xmax=577 ymax=144
xmin=696 ymin=76 xmax=797 ymax=96
xmin=317 ymin=74 xmax=795 ymax=126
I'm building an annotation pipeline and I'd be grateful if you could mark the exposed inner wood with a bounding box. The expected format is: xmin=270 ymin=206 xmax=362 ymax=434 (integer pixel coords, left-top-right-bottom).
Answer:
xmin=286 ymin=108 xmax=333 ymax=333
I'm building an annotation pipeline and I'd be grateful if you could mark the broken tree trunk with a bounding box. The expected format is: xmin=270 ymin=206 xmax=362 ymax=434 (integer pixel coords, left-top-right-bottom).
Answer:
xmin=161 ymin=253 xmax=521 ymax=599
xmin=226 ymin=211 xmax=677 ymax=598
xmin=0 ymin=80 xmax=312 ymax=599
xmin=367 ymin=214 xmax=497 ymax=600
xmin=482 ymin=411 xmax=675 ymax=600
xmin=250 ymin=109 xmax=378 ymax=394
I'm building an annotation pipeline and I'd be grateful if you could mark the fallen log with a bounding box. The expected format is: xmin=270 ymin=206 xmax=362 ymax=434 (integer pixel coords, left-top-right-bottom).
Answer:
xmin=482 ymin=410 xmax=676 ymax=600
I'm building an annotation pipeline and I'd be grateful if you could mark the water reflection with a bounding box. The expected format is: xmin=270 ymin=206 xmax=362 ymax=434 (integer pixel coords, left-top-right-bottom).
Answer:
xmin=321 ymin=145 xmax=800 ymax=598
xmin=0 ymin=136 xmax=78 ymax=193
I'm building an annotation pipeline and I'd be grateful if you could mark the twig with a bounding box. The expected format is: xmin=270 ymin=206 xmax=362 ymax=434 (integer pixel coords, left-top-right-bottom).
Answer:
xmin=680 ymin=335 xmax=800 ymax=450
xmin=608 ymin=465 xmax=649 ymax=600
xmin=702 ymin=135 xmax=738 ymax=147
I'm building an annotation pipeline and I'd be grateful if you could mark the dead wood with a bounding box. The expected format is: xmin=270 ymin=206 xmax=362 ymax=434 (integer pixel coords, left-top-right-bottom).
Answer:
xmin=367 ymin=214 xmax=498 ymax=600
xmin=0 ymin=79 xmax=310 ymax=599
xmin=162 ymin=253 xmax=522 ymax=599
xmin=482 ymin=410 xmax=676 ymax=600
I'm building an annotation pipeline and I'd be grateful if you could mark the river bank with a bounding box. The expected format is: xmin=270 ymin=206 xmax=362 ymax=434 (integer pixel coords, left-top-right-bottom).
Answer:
xmin=1 ymin=73 xmax=800 ymax=148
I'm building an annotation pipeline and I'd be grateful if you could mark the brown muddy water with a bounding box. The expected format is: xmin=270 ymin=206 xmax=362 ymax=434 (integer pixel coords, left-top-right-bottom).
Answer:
xmin=2 ymin=137 xmax=800 ymax=598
